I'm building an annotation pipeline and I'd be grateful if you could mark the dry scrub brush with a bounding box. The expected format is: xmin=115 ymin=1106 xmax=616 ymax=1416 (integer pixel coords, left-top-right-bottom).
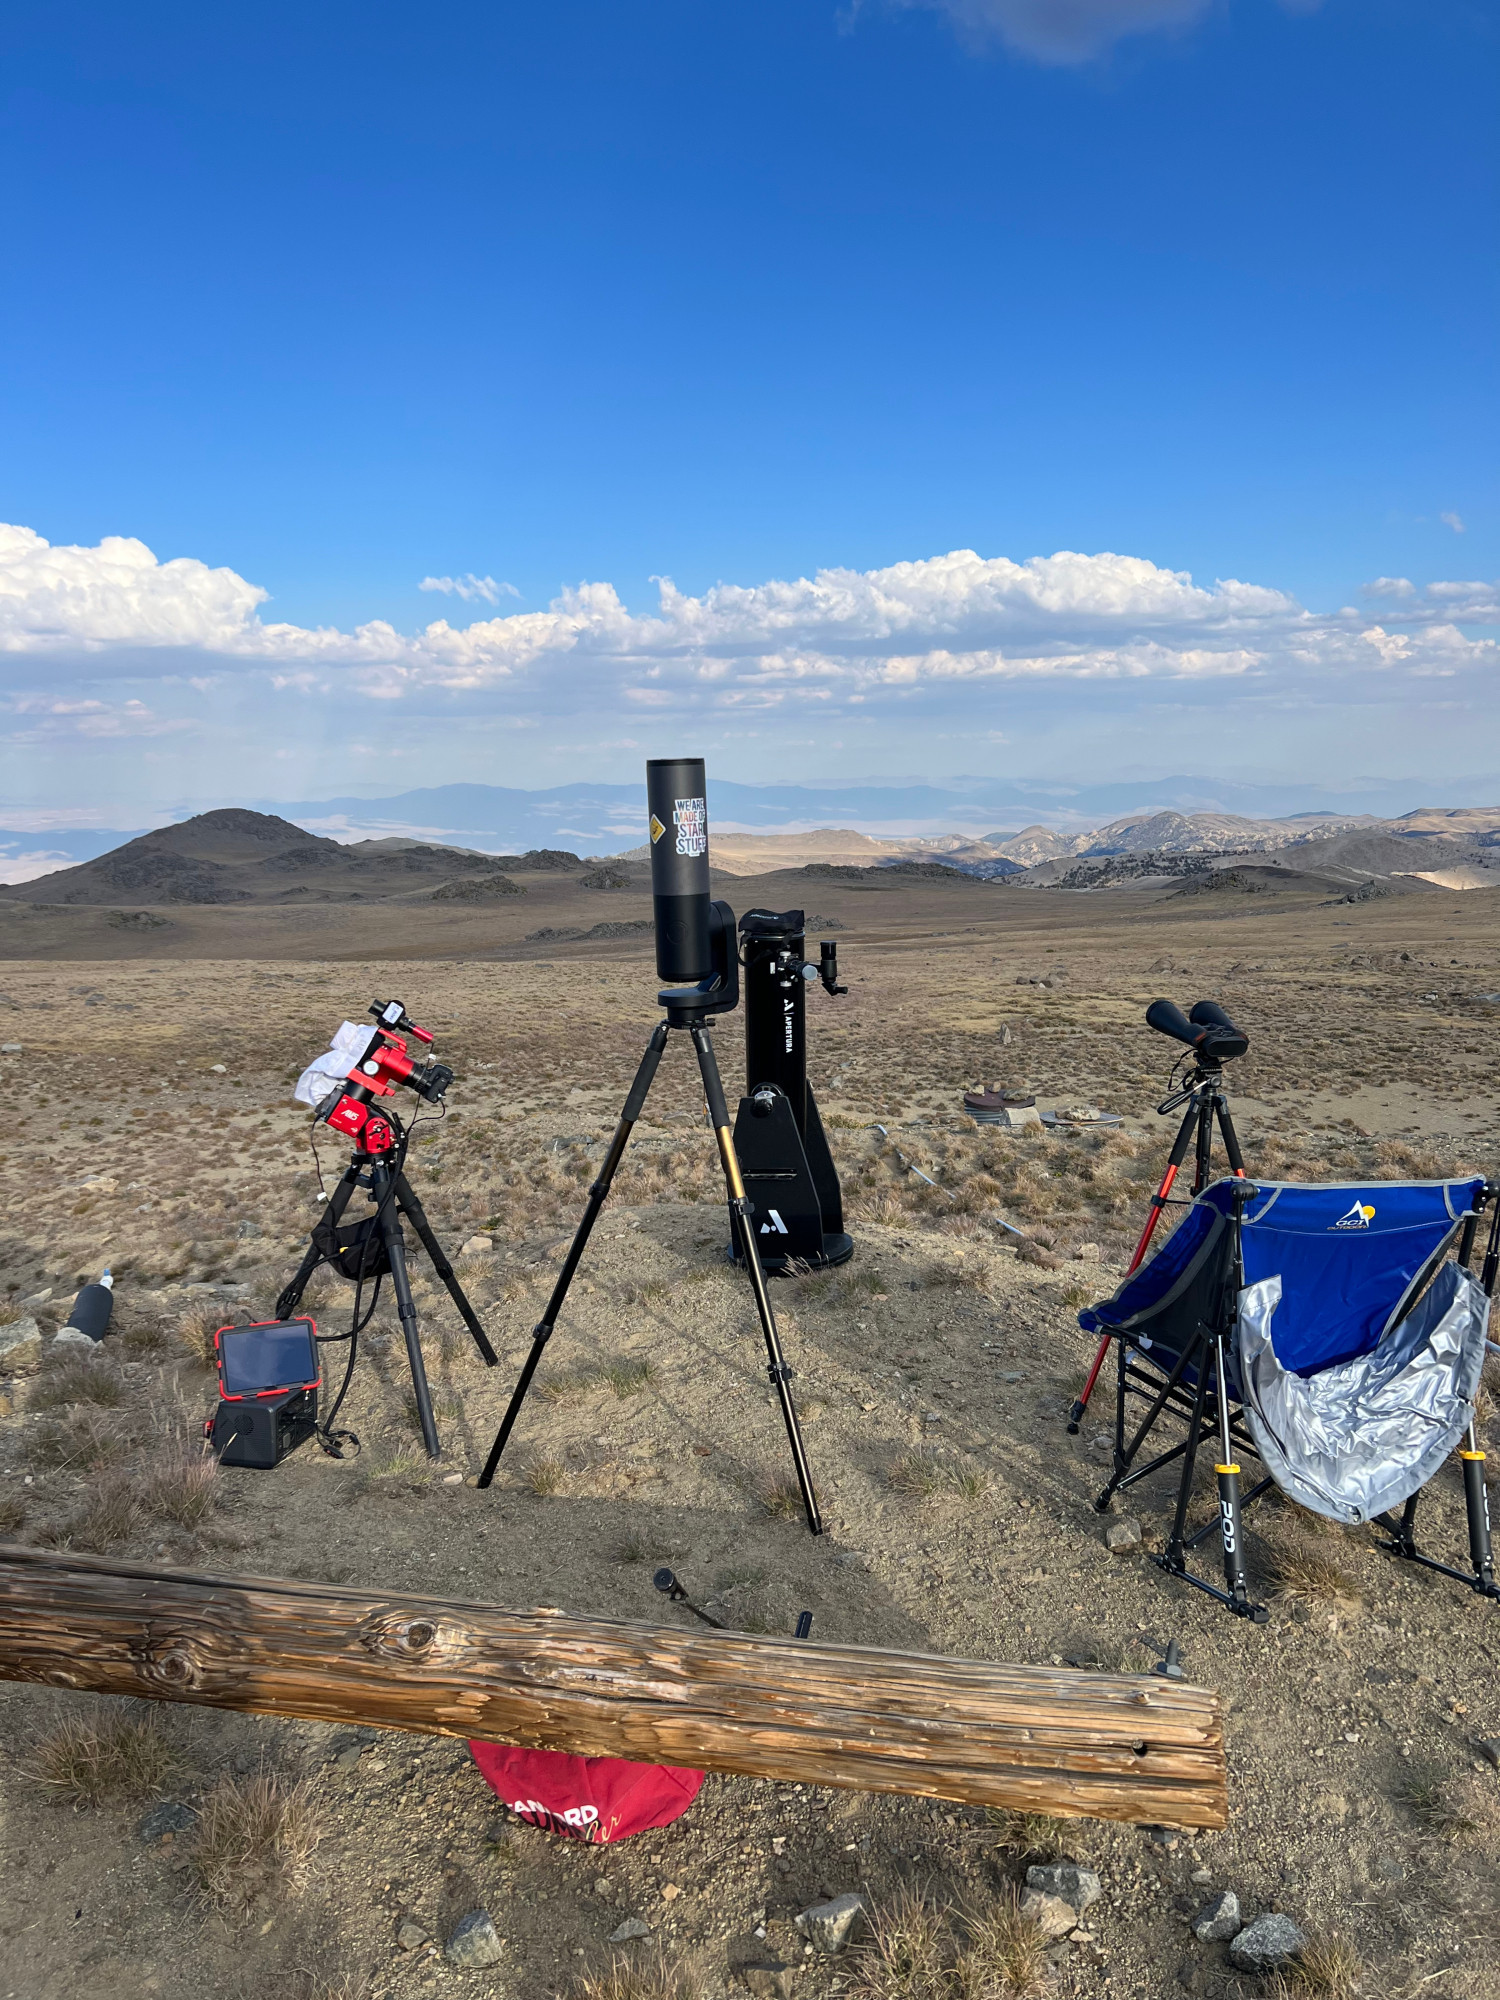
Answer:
xmin=571 ymin=1946 xmax=704 ymax=2000
xmin=847 ymin=1885 xmax=1049 ymax=2000
xmin=27 ymin=1699 xmax=181 ymax=1805
xmin=192 ymin=1770 xmax=324 ymax=1907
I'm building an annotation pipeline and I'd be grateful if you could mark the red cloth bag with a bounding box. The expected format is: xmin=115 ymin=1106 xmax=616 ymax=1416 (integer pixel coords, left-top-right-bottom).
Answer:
xmin=468 ymin=1741 xmax=705 ymax=1843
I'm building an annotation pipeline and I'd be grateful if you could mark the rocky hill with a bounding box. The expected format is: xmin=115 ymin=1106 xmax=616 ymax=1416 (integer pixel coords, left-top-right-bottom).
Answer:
xmin=0 ymin=809 xmax=584 ymax=905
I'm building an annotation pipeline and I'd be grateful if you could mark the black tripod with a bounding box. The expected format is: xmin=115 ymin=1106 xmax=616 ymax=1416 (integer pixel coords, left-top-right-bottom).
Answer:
xmin=276 ymin=1109 xmax=498 ymax=1459
xmin=477 ymin=984 xmax=823 ymax=1535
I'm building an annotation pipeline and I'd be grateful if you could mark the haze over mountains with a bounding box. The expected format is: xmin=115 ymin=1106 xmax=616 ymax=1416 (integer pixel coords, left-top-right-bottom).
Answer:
xmin=7 ymin=774 xmax=1500 ymax=887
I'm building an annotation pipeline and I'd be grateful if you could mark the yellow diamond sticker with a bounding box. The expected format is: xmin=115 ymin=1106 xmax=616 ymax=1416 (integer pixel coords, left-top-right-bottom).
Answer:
xmin=649 ymin=813 xmax=666 ymax=842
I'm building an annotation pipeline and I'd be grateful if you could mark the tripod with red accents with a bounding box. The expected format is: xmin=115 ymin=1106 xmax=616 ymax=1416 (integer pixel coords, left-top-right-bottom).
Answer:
xmin=1067 ymin=999 xmax=1249 ymax=1435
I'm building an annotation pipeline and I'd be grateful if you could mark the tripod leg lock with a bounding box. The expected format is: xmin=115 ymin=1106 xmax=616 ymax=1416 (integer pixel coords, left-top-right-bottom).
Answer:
xmin=767 ymin=1361 xmax=796 ymax=1386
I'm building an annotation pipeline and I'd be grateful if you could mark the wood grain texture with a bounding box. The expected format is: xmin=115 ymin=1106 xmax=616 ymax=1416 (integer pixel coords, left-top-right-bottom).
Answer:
xmin=0 ymin=1546 xmax=1226 ymax=1827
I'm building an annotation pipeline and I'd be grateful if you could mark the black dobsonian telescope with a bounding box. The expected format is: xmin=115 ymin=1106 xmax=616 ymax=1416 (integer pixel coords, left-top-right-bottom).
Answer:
xmin=733 ymin=909 xmax=852 ymax=1271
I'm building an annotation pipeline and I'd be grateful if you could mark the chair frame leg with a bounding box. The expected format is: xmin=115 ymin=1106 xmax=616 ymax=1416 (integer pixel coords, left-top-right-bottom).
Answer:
xmin=1374 ymin=1428 xmax=1500 ymax=1602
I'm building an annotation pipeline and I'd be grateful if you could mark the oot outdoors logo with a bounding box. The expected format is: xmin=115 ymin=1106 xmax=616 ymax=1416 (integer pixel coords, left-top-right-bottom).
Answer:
xmin=1332 ymin=1201 xmax=1377 ymax=1229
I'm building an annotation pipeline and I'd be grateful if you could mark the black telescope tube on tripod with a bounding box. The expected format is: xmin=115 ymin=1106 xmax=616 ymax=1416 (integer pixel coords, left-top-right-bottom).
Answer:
xmin=647 ymin=757 xmax=712 ymax=982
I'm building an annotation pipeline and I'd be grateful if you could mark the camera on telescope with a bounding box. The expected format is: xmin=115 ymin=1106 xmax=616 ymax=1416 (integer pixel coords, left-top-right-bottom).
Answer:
xmin=293 ymin=998 xmax=453 ymax=1153
xmin=1145 ymin=997 xmax=1248 ymax=1065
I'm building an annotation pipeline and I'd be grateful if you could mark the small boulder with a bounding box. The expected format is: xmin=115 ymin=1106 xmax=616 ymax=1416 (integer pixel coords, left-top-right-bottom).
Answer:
xmin=1024 ymin=1864 xmax=1102 ymax=1916
xmin=1017 ymin=1891 xmax=1079 ymax=1940
xmin=1191 ymin=1890 xmax=1241 ymax=1942
xmin=608 ymin=1918 xmax=650 ymax=1944
xmin=52 ymin=1327 xmax=94 ymax=1347
xmin=1103 ymin=1517 xmax=1142 ymax=1553
xmin=445 ymin=1909 xmax=503 ymax=1968
xmin=1229 ymin=1913 xmax=1306 ymax=1974
xmin=0 ymin=1319 xmax=42 ymax=1373
xmin=459 ymin=1235 xmax=494 ymax=1258
xmin=794 ymin=1892 xmax=867 ymax=1955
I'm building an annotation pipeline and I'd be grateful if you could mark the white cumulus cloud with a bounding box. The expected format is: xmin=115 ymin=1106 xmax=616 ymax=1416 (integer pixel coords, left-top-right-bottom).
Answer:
xmin=1440 ymin=512 xmax=1466 ymax=535
xmin=0 ymin=524 xmax=1494 ymax=741
xmin=895 ymin=0 xmax=1212 ymax=63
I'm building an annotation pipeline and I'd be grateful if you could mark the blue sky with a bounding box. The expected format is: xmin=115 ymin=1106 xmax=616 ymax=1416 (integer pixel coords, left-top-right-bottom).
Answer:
xmin=0 ymin=0 xmax=1495 ymax=822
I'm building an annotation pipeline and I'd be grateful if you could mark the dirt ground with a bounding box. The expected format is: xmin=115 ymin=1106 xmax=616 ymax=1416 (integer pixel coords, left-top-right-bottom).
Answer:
xmin=2 ymin=869 xmax=1500 ymax=2000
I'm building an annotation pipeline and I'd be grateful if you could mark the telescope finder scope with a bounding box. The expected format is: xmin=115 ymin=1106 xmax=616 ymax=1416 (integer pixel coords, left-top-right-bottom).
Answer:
xmin=647 ymin=756 xmax=713 ymax=984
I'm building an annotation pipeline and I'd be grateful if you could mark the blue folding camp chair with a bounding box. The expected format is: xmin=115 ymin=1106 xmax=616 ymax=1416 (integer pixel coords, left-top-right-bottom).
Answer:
xmin=1074 ymin=1000 xmax=1499 ymax=1620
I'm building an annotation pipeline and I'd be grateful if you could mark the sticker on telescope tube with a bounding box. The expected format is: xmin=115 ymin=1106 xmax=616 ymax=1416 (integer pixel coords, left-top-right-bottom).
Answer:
xmin=649 ymin=813 xmax=666 ymax=843
xmin=673 ymin=797 xmax=707 ymax=858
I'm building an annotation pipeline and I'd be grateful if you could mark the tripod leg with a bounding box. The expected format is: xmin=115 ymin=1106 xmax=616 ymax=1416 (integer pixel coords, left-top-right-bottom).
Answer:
xmin=477 ymin=1023 xmax=670 ymax=1490
xmin=1214 ymin=1095 xmax=1247 ymax=1177
xmin=1069 ymin=1098 xmax=1199 ymax=1432
xmin=276 ymin=1161 xmax=362 ymax=1319
xmin=373 ymin=1161 xmax=441 ymax=1460
xmin=692 ymin=1024 xmax=823 ymax=1538
xmin=1461 ymin=1427 xmax=1495 ymax=1591
xmin=394 ymin=1175 xmax=499 ymax=1367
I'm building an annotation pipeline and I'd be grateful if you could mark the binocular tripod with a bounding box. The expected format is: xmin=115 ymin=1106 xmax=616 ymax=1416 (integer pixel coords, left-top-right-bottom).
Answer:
xmin=477 ymin=946 xmax=823 ymax=1535
xmin=1068 ymin=1041 xmax=1245 ymax=1434
xmin=276 ymin=1109 xmax=498 ymax=1459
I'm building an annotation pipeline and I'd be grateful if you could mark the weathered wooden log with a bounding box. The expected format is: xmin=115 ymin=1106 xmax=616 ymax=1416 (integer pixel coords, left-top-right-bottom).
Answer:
xmin=0 ymin=1546 xmax=1226 ymax=1828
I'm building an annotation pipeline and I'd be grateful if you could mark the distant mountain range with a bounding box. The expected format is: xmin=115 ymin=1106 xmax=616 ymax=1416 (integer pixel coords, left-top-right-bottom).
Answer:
xmin=4 ymin=777 xmax=1500 ymax=887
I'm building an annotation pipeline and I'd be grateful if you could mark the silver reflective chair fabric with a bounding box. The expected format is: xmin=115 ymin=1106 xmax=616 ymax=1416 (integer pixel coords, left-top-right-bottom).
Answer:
xmin=1237 ymin=1260 xmax=1489 ymax=1525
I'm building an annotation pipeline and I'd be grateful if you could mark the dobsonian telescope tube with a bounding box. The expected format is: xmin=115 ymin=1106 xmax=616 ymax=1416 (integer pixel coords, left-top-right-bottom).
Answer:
xmin=647 ymin=757 xmax=712 ymax=983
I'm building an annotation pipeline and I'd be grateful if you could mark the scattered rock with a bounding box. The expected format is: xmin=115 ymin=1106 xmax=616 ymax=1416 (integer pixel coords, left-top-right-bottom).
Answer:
xmin=1018 ymin=1891 xmax=1080 ymax=1940
xmin=1026 ymin=1864 xmax=1101 ymax=1917
xmin=1103 ymin=1517 xmax=1142 ymax=1553
xmin=1229 ymin=1913 xmax=1307 ymax=1973
xmin=1072 ymin=1243 xmax=1102 ymax=1261
xmin=209 ymin=1063 xmax=228 ymax=1074
xmin=334 ymin=1743 xmax=363 ymax=1770
xmin=445 ymin=1909 xmax=504 ymax=1968
xmin=396 ymin=1919 xmax=428 ymax=1951
xmin=741 ymin=1966 xmax=797 ymax=1999
xmin=138 ymin=1800 xmax=197 ymax=1840
xmin=0 ymin=1043 xmax=21 ymax=1055
xmin=608 ymin=1918 xmax=651 ymax=1944
xmin=0 ymin=1319 xmax=42 ymax=1372
xmin=1475 ymin=1738 xmax=1500 ymax=1770
xmin=459 ymin=1235 xmax=494 ymax=1258
xmin=236 ymin=1220 xmax=262 ymax=1239
xmin=660 ymin=1882 xmax=680 ymax=1901
xmin=52 ymin=1327 xmax=94 ymax=1347
xmin=794 ymin=1892 xmax=867 ymax=1955
xmin=1191 ymin=1890 xmax=1241 ymax=1941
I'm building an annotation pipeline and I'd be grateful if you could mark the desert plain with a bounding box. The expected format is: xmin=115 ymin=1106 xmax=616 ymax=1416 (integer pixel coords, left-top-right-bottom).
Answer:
xmin=1 ymin=845 xmax=1499 ymax=2000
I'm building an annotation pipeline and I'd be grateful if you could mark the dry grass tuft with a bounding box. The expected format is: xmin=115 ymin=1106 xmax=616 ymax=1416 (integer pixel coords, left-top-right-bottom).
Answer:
xmin=192 ymin=1771 xmax=324 ymax=1907
xmin=755 ymin=1474 xmax=805 ymax=1520
xmin=177 ymin=1304 xmax=224 ymax=1369
xmin=602 ymin=1357 xmax=655 ymax=1396
xmin=520 ymin=1453 xmax=566 ymax=1497
xmin=1397 ymin=1768 xmax=1480 ymax=1844
xmin=0 ymin=1492 xmax=25 ymax=1534
xmin=889 ymin=1452 xmax=991 ymax=1502
xmin=955 ymin=1889 xmax=1050 ymax=1998
xmin=570 ymin=1945 xmax=704 ymax=2000
xmin=984 ymin=1808 xmax=1070 ymax=1860
xmin=30 ymin=1404 xmax=134 ymax=1472
xmin=1268 ymin=1932 xmax=1364 ymax=1999
xmin=0 ymin=1299 xmax=25 ymax=1325
xmin=139 ymin=1441 xmax=220 ymax=1527
xmin=118 ymin=1320 xmax=176 ymax=1362
xmin=1262 ymin=1538 xmax=1360 ymax=1607
xmin=30 ymin=1351 xmax=129 ymax=1411
xmin=614 ymin=1529 xmax=651 ymax=1563
xmin=847 ymin=1884 xmax=951 ymax=2000
xmin=36 ymin=1473 xmax=142 ymax=1552
xmin=28 ymin=1700 xmax=181 ymax=1805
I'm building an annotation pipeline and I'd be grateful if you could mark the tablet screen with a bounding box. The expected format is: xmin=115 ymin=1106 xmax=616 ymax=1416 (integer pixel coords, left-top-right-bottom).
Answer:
xmin=218 ymin=1320 xmax=319 ymax=1397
